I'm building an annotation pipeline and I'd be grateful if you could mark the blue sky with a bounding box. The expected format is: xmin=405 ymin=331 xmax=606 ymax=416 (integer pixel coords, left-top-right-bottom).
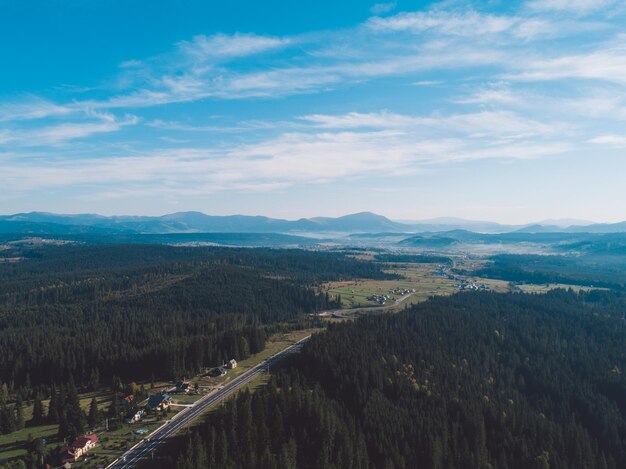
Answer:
xmin=1 ymin=0 xmax=626 ymax=223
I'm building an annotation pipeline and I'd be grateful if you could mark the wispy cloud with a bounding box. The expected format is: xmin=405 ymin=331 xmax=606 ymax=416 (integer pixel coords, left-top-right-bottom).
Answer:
xmin=589 ymin=134 xmax=626 ymax=147
xmin=505 ymin=35 xmax=626 ymax=84
xmin=300 ymin=110 xmax=564 ymax=139
xmin=368 ymin=9 xmax=557 ymax=41
xmin=1 ymin=5 xmax=615 ymax=117
xmin=178 ymin=33 xmax=291 ymax=60
xmin=1 ymin=112 xmax=139 ymax=146
xmin=2 ymin=0 xmax=625 ymax=210
xmin=370 ymin=2 xmax=397 ymax=15
xmin=1 ymin=110 xmax=571 ymax=197
xmin=526 ymin=0 xmax=617 ymax=13
xmin=0 ymin=97 xmax=74 ymax=122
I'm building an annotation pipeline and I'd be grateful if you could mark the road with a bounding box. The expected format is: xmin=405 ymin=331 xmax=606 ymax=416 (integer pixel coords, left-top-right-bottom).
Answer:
xmin=323 ymin=291 xmax=418 ymax=319
xmin=106 ymin=335 xmax=310 ymax=468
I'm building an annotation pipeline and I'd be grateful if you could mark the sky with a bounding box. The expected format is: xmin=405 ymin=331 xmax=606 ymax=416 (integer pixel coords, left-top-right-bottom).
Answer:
xmin=1 ymin=0 xmax=626 ymax=223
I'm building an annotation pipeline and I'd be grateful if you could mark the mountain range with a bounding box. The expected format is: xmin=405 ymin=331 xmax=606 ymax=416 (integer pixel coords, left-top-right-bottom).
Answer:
xmin=1 ymin=211 xmax=625 ymax=235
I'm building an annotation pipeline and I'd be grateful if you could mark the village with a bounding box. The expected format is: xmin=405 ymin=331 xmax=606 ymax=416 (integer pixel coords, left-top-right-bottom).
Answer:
xmin=434 ymin=264 xmax=488 ymax=292
xmin=52 ymin=358 xmax=239 ymax=468
xmin=366 ymin=287 xmax=416 ymax=305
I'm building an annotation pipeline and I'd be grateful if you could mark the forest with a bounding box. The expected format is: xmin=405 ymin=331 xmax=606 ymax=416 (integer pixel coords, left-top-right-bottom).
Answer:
xmin=0 ymin=244 xmax=393 ymax=395
xmin=469 ymin=254 xmax=626 ymax=289
xmin=167 ymin=289 xmax=626 ymax=469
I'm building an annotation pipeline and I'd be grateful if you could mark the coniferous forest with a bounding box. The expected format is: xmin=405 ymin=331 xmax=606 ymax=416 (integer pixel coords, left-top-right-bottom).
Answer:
xmin=0 ymin=244 xmax=393 ymax=407
xmin=167 ymin=290 xmax=626 ymax=469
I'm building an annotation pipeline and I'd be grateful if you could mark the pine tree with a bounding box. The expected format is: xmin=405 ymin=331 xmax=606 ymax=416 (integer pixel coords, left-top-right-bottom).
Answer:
xmin=59 ymin=381 xmax=84 ymax=440
xmin=50 ymin=385 xmax=66 ymax=425
xmin=88 ymin=397 xmax=99 ymax=428
xmin=0 ymin=383 xmax=8 ymax=406
xmin=109 ymin=392 xmax=121 ymax=420
xmin=192 ymin=432 xmax=208 ymax=468
xmin=32 ymin=393 xmax=45 ymax=424
xmin=89 ymin=368 xmax=100 ymax=391
xmin=216 ymin=428 xmax=229 ymax=466
xmin=0 ymin=404 xmax=15 ymax=434
xmin=14 ymin=395 xmax=24 ymax=430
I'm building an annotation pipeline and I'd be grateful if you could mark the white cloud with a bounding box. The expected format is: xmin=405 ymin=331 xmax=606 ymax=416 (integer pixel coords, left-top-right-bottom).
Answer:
xmin=506 ymin=36 xmax=626 ymax=84
xmin=455 ymin=86 xmax=524 ymax=106
xmin=505 ymin=48 xmax=626 ymax=84
xmin=1 ymin=113 xmax=139 ymax=146
xmin=3 ymin=6 xmax=595 ymax=115
xmin=0 ymin=97 xmax=73 ymax=122
xmin=526 ymin=0 xmax=616 ymax=13
xmin=32 ymin=115 xmax=139 ymax=144
xmin=1 ymin=110 xmax=571 ymax=196
xmin=300 ymin=110 xmax=562 ymax=139
xmin=367 ymin=9 xmax=556 ymax=40
xmin=369 ymin=10 xmax=514 ymax=35
xmin=589 ymin=134 xmax=626 ymax=147
xmin=177 ymin=33 xmax=291 ymax=61
xmin=412 ymin=80 xmax=442 ymax=86
xmin=370 ymin=2 xmax=397 ymax=15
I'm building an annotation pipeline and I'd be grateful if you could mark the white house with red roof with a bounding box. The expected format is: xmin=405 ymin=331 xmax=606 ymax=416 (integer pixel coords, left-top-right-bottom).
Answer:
xmin=60 ymin=434 xmax=98 ymax=463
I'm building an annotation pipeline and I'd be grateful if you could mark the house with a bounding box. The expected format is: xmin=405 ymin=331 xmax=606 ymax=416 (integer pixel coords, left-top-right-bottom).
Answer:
xmin=227 ymin=359 xmax=237 ymax=369
xmin=60 ymin=434 xmax=98 ymax=463
xmin=125 ymin=409 xmax=144 ymax=423
xmin=175 ymin=381 xmax=191 ymax=394
xmin=209 ymin=367 xmax=227 ymax=377
xmin=148 ymin=392 xmax=171 ymax=411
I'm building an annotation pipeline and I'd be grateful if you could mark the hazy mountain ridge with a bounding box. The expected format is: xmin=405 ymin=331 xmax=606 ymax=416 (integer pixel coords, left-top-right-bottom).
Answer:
xmin=1 ymin=211 xmax=625 ymax=235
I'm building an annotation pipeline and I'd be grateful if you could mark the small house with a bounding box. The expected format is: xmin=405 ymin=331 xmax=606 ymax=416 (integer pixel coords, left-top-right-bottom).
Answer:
xmin=125 ymin=409 xmax=144 ymax=423
xmin=209 ymin=367 xmax=227 ymax=377
xmin=148 ymin=392 xmax=171 ymax=411
xmin=227 ymin=359 xmax=237 ymax=369
xmin=175 ymin=381 xmax=191 ymax=394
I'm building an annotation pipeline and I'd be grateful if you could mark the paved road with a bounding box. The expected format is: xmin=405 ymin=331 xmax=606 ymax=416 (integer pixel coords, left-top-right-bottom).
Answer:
xmin=106 ymin=336 xmax=310 ymax=468
xmin=324 ymin=291 xmax=418 ymax=318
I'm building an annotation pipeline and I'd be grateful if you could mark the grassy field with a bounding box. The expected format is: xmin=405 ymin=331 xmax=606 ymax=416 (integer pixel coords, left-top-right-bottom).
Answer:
xmin=0 ymin=424 xmax=58 ymax=460
xmin=322 ymin=258 xmax=602 ymax=313
xmin=324 ymin=263 xmax=460 ymax=308
xmin=516 ymin=283 xmax=603 ymax=293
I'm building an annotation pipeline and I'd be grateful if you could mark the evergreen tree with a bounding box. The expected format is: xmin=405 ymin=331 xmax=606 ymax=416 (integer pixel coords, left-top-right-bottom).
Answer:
xmin=14 ymin=395 xmax=24 ymax=430
xmin=31 ymin=393 xmax=44 ymax=425
xmin=0 ymin=404 xmax=15 ymax=434
xmin=88 ymin=397 xmax=99 ymax=428
xmin=89 ymin=368 xmax=100 ymax=391
xmin=109 ymin=392 xmax=121 ymax=420
xmin=0 ymin=383 xmax=8 ymax=406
